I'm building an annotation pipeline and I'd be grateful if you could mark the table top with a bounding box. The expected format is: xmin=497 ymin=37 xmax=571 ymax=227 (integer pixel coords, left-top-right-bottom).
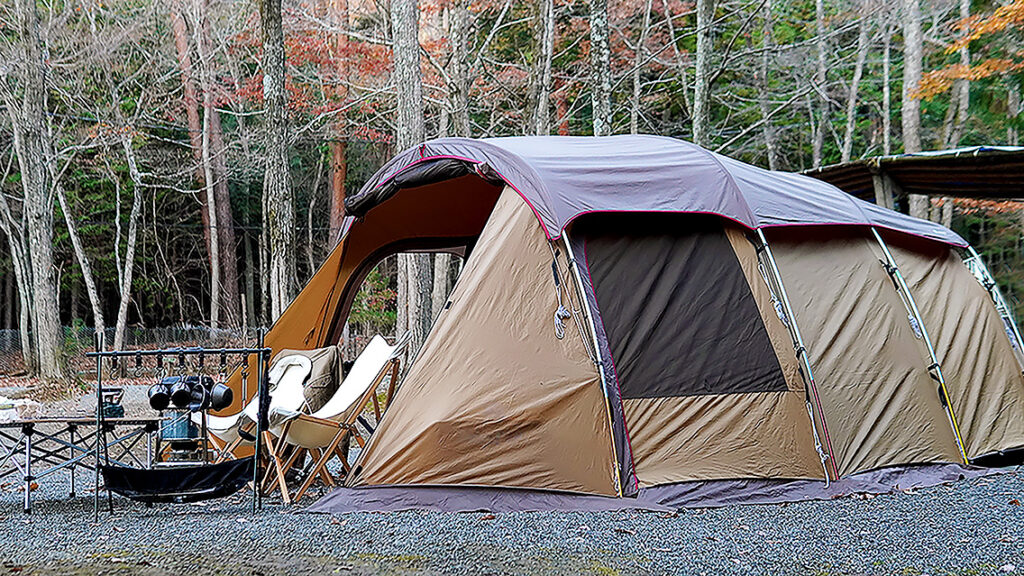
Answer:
xmin=0 ymin=415 xmax=163 ymax=428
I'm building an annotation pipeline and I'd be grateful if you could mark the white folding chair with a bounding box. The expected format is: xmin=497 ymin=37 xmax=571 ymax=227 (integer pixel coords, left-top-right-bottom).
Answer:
xmin=269 ymin=333 xmax=409 ymax=503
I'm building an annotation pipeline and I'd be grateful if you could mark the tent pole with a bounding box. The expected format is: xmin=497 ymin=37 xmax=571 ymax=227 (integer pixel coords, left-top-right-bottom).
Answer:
xmin=755 ymin=229 xmax=839 ymax=482
xmin=963 ymin=246 xmax=1024 ymax=367
xmin=870 ymin=228 xmax=970 ymax=465
xmin=561 ymin=232 xmax=625 ymax=497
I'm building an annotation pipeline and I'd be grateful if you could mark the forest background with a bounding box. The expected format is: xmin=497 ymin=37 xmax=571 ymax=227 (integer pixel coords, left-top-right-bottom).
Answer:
xmin=1 ymin=0 xmax=1023 ymax=378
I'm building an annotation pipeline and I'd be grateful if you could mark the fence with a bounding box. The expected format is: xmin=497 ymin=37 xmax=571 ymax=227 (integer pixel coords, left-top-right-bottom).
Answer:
xmin=0 ymin=326 xmax=376 ymax=378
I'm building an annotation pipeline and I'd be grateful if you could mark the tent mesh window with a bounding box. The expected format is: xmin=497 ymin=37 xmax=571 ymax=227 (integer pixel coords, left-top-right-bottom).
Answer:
xmin=580 ymin=213 xmax=787 ymax=398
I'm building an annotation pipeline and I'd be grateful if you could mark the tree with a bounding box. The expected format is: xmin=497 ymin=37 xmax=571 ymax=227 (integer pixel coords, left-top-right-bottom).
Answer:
xmin=692 ymin=0 xmax=714 ymax=146
xmin=902 ymin=0 xmax=923 ymax=154
xmin=533 ymin=0 xmax=555 ymax=135
xmin=259 ymin=0 xmax=296 ymax=321
xmin=2 ymin=0 xmax=63 ymax=378
xmin=841 ymin=11 xmax=870 ymax=163
xmin=811 ymin=0 xmax=829 ymax=167
xmin=589 ymin=0 xmax=613 ymax=135
xmin=391 ymin=0 xmax=433 ymax=355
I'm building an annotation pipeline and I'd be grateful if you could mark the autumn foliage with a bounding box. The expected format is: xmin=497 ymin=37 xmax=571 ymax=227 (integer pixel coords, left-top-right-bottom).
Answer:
xmin=916 ymin=0 xmax=1024 ymax=100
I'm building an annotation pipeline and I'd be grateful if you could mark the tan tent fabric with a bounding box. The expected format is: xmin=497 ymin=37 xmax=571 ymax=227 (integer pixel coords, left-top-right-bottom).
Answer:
xmin=768 ymin=229 xmax=962 ymax=476
xmin=884 ymin=235 xmax=1024 ymax=459
xmin=219 ymin=175 xmax=502 ymax=414
xmin=348 ymin=189 xmax=618 ymax=495
xmin=615 ymin=227 xmax=822 ymax=486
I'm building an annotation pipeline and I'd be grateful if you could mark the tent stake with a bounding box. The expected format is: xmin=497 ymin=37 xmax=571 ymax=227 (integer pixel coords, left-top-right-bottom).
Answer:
xmin=870 ymin=228 xmax=969 ymax=465
xmin=756 ymin=229 xmax=839 ymax=482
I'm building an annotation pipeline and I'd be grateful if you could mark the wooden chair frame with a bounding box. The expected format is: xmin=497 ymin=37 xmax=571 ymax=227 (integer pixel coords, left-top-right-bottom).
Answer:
xmin=262 ymin=357 xmax=400 ymax=503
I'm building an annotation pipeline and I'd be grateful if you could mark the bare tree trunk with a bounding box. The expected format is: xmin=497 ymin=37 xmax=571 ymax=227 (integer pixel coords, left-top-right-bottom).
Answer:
xmin=329 ymin=140 xmax=347 ymax=244
xmin=882 ymin=22 xmax=892 ymax=155
xmin=589 ymin=0 xmax=613 ymax=136
xmin=901 ymin=0 xmax=923 ymax=153
xmin=757 ymin=0 xmax=778 ymax=169
xmin=450 ymin=0 xmax=471 ymax=137
xmin=194 ymin=0 xmax=220 ymax=329
xmin=55 ymin=184 xmax=105 ymax=346
xmin=947 ymin=0 xmax=970 ymax=147
xmin=392 ymin=0 xmax=424 ymax=150
xmin=902 ymin=0 xmax=926 ymax=216
xmin=113 ymin=135 xmax=144 ymax=351
xmin=841 ymin=15 xmax=870 ymax=163
xmin=11 ymin=0 xmax=61 ymax=378
xmin=2 ymin=272 xmax=11 ymax=329
xmin=260 ymin=0 xmax=295 ymax=321
xmin=630 ymin=0 xmax=653 ymax=134
xmin=169 ymin=0 xmax=213 ymax=274
xmin=0 ymin=176 xmax=35 ymax=371
xmin=308 ymin=152 xmax=325 ymax=277
xmin=534 ymin=0 xmax=554 ymax=135
xmin=692 ymin=0 xmax=715 ymax=146
xmin=328 ymin=0 xmax=349 ymax=248
xmin=244 ymin=231 xmax=256 ymax=328
xmin=812 ymin=0 xmax=828 ymax=167
xmin=392 ymin=0 xmax=432 ymax=352
xmin=197 ymin=0 xmax=240 ymax=328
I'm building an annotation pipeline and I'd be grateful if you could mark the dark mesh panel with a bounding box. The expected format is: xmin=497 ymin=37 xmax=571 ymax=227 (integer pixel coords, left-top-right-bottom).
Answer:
xmin=579 ymin=214 xmax=786 ymax=399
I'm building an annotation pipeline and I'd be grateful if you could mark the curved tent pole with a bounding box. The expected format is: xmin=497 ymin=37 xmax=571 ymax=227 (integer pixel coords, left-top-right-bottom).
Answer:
xmin=963 ymin=246 xmax=1024 ymax=369
xmin=754 ymin=229 xmax=839 ymax=483
xmin=870 ymin=228 xmax=969 ymax=465
xmin=560 ymin=232 xmax=624 ymax=497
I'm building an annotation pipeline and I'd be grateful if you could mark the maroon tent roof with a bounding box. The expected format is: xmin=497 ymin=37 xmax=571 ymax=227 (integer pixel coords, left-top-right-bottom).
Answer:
xmin=347 ymin=135 xmax=967 ymax=247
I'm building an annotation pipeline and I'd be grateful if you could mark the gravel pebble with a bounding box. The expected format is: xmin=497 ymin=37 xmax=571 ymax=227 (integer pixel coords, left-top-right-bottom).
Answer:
xmin=1 ymin=464 xmax=1022 ymax=575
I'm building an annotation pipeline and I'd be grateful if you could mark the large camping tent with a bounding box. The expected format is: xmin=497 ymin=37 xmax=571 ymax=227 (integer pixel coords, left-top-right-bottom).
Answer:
xmin=233 ymin=135 xmax=1024 ymax=506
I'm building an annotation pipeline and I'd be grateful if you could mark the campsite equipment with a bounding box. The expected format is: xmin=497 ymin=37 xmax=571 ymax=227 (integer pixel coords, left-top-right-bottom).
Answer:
xmin=226 ymin=135 xmax=1024 ymax=509
xmin=169 ymin=377 xmax=192 ymax=409
xmin=100 ymin=388 xmax=125 ymax=419
xmin=148 ymin=381 xmax=171 ymax=411
xmin=0 ymin=416 xmax=161 ymax=513
xmin=209 ymin=382 xmax=233 ymax=412
xmin=266 ymin=333 xmax=409 ymax=503
xmin=87 ymin=339 xmax=271 ymax=521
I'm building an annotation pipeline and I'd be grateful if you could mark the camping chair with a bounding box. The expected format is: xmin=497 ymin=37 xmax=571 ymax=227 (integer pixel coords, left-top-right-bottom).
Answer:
xmin=266 ymin=333 xmax=409 ymax=503
xmin=193 ymin=353 xmax=313 ymax=462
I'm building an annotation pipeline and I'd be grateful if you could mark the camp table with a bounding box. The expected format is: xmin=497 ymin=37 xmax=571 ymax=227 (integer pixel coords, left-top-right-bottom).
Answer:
xmin=0 ymin=416 xmax=161 ymax=513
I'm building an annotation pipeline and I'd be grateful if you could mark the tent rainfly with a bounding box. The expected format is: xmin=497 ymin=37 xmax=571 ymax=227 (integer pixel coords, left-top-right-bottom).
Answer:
xmin=233 ymin=135 xmax=1024 ymax=508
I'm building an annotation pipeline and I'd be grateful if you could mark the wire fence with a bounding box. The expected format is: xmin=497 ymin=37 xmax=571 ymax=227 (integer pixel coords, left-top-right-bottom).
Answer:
xmin=0 ymin=326 xmax=375 ymax=378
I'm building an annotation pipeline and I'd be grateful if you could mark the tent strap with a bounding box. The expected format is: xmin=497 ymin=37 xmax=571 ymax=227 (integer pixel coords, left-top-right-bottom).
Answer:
xmin=870 ymin=228 xmax=969 ymax=465
xmin=755 ymin=229 xmax=838 ymax=483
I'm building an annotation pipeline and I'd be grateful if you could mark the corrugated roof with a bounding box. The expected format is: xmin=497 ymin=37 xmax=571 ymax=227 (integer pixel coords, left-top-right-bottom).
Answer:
xmin=805 ymin=146 xmax=1024 ymax=201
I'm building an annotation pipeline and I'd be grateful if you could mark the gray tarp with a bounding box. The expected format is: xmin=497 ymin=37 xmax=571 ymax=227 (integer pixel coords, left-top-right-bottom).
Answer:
xmin=306 ymin=464 xmax=999 ymax=513
xmin=347 ymin=135 xmax=966 ymax=247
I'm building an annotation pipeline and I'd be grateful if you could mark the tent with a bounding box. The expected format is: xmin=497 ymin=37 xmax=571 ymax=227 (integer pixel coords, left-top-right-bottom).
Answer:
xmin=234 ymin=135 xmax=1024 ymax=506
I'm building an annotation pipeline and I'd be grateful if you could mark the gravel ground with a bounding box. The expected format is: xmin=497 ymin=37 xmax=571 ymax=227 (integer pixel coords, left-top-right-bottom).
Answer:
xmin=0 ymin=465 xmax=1021 ymax=575
xmin=2 ymin=385 xmax=1022 ymax=575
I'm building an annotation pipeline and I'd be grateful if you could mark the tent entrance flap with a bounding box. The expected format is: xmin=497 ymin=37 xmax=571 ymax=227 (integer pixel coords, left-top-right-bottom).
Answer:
xmin=576 ymin=213 xmax=821 ymax=486
xmin=580 ymin=213 xmax=788 ymax=399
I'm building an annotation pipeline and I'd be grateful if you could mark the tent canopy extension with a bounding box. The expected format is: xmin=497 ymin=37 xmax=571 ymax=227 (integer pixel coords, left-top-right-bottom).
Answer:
xmin=233 ymin=135 xmax=1024 ymax=503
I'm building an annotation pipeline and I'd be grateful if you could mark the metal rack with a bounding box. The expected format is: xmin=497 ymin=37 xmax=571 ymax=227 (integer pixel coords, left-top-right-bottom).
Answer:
xmin=85 ymin=331 xmax=271 ymax=521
